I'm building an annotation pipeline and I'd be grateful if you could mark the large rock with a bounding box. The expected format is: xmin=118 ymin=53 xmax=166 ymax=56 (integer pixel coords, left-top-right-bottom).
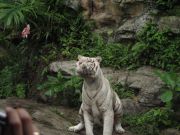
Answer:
xmin=79 ymin=0 xmax=149 ymax=27
xmin=118 ymin=66 xmax=164 ymax=107
xmin=73 ymin=0 xmax=154 ymax=42
xmin=50 ymin=61 xmax=77 ymax=76
xmin=160 ymin=128 xmax=180 ymax=135
xmin=158 ymin=16 xmax=180 ymax=34
xmin=73 ymin=0 xmax=180 ymax=42
xmin=0 ymin=98 xmax=78 ymax=135
xmin=80 ymin=0 xmax=122 ymax=26
xmin=122 ymin=98 xmax=142 ymax=114
xmin=0 ymin=98 xmax=136 ymax=135
xmin=65 ymin=0 xmax=81 ymax=11
xmin=114 ymin=13 xmax=154 ymax=42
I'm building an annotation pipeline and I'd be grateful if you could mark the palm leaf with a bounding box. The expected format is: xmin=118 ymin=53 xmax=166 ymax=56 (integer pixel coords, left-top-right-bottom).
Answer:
xmin=0 ymin=0 xmax=43 ymax=27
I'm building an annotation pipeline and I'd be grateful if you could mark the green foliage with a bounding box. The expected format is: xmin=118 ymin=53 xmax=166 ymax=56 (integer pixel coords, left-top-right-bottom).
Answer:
xmin=38 ymin=71 xmax=83 ymax=106
xmin=154 ymin=71 xmax=180 ymax=108
xmin=0 ymin=0 xmax=179 ymax=107
xmin=167 ymin=5 xmax=180 ymax=16
xmin=38 ymin=72 xmax=65 ymax=96
xmin=154 ymin=0 xmax=177 ymax=10
xmin=72 ymin=35 xmax=133 ymax=69
xmin=69 ymin=22 xmax=179 ymax=71
xmin=0 ymin=47 xmax=9 ymax=68
xmin=0 ymin=38 xmax=27 ymax=98
xmin=0 ymin=0 xmax=42 ymax=27
xmin=132 ymin=22 xmax=180 ymax=71
xmin=39 ymin=43 xmax=59 ymax=65
xmin=112 ymin=83 xmax=135 ymax=99
xmin=60 ymin=19 xmax=94 ymax=58
xmin=122 ymin=108 xmax=177 ymax=135
xmin=0 ymin=0 xmax=92 ymax=99
xmin=160 ymin=90 xmax=173 ymax=103
xmin=0 ymin=66 xmax=26 ymax=98
xmin=16 ymin=83 xmax=26 ymax=98
xmin=0 ymin=66 xmax=14 ymax=98
xmin=0 ymin=0 xmax=91 ymax=45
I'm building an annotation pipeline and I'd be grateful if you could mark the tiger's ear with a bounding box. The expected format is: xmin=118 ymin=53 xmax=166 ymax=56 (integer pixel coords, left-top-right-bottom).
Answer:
xmin=78 ymin=55 xmax=83 ymax=60
xmin=96 ymin=56 xmax=102 ymax=63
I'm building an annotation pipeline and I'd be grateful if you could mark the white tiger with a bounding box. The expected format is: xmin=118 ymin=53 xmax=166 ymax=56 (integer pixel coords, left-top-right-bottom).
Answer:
xmin=68 ymin=55 xmax=125 ymax=135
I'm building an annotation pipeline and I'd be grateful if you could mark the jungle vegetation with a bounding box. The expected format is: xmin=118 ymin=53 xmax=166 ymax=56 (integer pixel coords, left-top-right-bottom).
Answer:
xmin=0 ymin=0 xmax=179 ymax=135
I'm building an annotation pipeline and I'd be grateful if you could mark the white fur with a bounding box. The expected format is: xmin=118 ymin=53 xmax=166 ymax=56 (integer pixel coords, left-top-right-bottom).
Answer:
xmin=68 ymin=56 xmax=125 ymax=135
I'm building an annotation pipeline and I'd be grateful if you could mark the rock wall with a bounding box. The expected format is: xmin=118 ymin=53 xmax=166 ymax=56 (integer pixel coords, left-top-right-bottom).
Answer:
xmin=68 ymin=0 xmax=180 ymax=42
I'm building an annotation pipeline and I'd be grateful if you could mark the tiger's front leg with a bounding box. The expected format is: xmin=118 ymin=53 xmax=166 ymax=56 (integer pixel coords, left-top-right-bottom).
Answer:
xmin=103 ymin=110 xmax=114 ymax=135
xmin=83 ymin=111 xmax=94 ymax=135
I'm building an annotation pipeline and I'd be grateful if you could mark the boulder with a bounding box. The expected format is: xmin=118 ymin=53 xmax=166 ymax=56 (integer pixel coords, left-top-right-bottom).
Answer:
xmin=158 ymin=16 xmax=180 ymax=34
xmin=65 ymin=0 xmax=81 ymax=11
xmin=50 ymin=61 xmax=77 ymax=76
xmin=0 ymin=98 xmax=138 ymax=135
xmin=160 ymin=128 xmax=180 ymax=135
xmin=79 ymin=0 xmax=148 ymax=28
xmin=114 ymin=13 xmax=154 ymax=42
xmin=118 ymin=66 xmax=164 ymax=107
xmin=117 ymin=0 xmax=145 ymax=17
xmin=80 ymin=0 xmax=123 ymax=26
xmin=0 ymin=98 xmax=78 ymax=135
xmin=122 ymin=98 xmax=143 ymax=114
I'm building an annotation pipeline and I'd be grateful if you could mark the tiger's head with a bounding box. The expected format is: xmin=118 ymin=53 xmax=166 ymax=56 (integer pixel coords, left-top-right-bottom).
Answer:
xmin=76 ymin=55 xmax=102 ymax=78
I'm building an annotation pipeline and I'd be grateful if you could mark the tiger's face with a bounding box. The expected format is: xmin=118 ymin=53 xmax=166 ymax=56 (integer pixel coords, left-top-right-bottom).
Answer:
xmin=76 ymin=55 xmax=102 ymax=78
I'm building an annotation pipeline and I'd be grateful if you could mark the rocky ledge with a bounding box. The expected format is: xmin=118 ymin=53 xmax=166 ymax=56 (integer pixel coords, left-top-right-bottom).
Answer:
xmin=1 ymin=98 xmax=179 ymax=135
xmin=0 ymin=98 xmax=135 ymax=135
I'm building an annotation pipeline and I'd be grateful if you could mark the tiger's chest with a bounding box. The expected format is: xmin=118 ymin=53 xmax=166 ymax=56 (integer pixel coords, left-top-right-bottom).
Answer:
xmin=91 ymin=101 xmax=103 ymax=125
xmin=83 ymin=89 xmax=105 ymax=122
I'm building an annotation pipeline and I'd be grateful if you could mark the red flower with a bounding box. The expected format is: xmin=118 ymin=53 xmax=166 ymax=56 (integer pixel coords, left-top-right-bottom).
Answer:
xmin=21 ymin=24 xmax=30 ymax=38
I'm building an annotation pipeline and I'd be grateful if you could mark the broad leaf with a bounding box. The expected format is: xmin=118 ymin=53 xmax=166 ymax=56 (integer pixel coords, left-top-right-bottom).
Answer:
xmin=154 ymin=71 xmax=177 ymax=90
xmin=165 ymin=72 xmax=177 ymax=89
xmin=160 ymin=90 xmax=173 ymax=103
xmin=176 ymin=86 xmax=180 ymax=92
